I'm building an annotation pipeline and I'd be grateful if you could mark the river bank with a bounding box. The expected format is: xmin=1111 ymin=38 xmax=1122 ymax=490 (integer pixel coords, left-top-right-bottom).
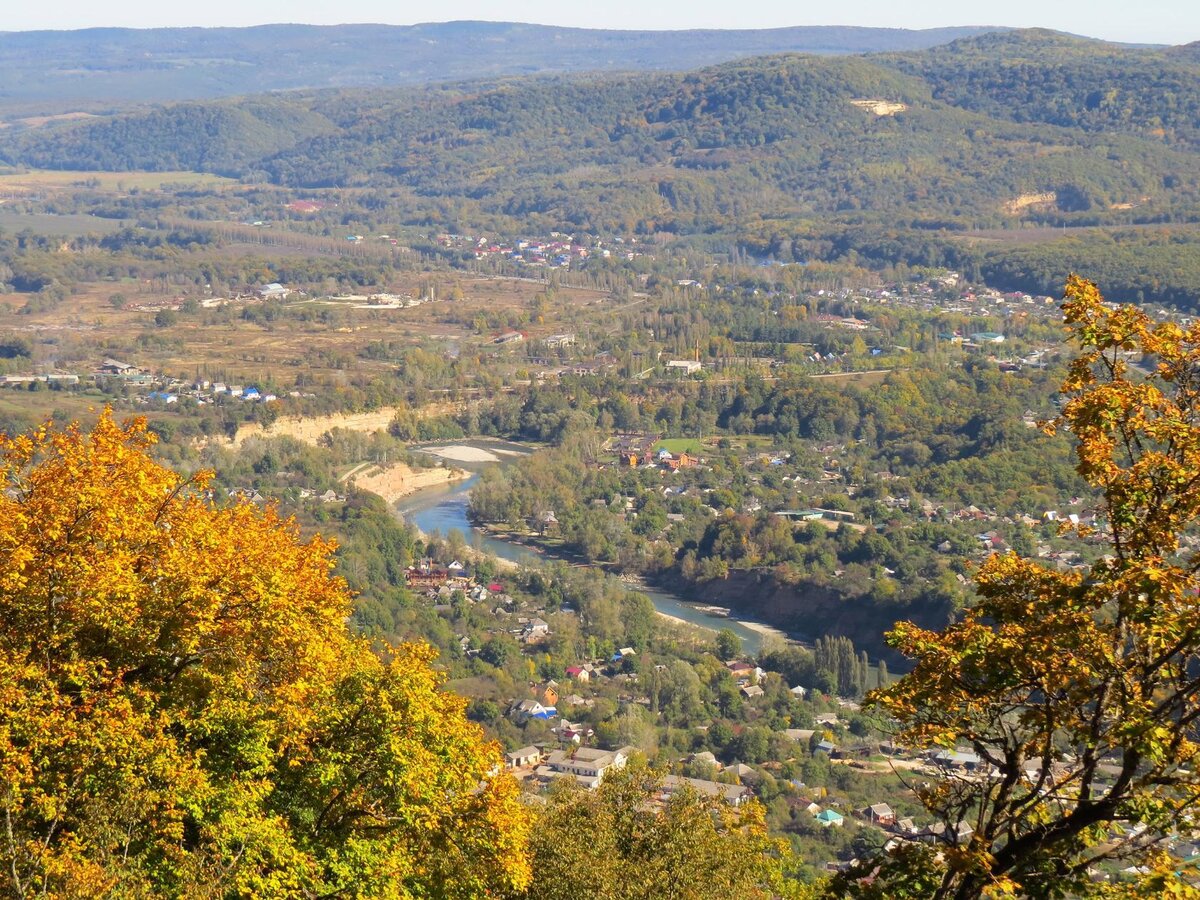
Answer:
xmin=616 ymin=573 xmax=793 ymax=649
xmin=348 ymin=461 xmax=471 ymax=504
xmin=220 ymin=402 xmax=462 ymax=450
xmin=469 ymin=519 xmax=793 ymax=652
xmin=418 ymin=444 xmax=502 ymax=463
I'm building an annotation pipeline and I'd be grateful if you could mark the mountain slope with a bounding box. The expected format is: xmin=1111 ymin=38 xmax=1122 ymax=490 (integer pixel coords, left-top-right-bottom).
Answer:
xmin=6 ymin=99 xmax=337 ymax=175
xmin=3 ymin=31 xmax=1200 ymax=241
xmin=880 ymin=29 xmax=1200 ymax=150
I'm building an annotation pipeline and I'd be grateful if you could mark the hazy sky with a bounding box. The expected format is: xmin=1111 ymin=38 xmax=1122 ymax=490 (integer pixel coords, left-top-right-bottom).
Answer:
xmin=1 ymin=0 xmax=1195 ymax=46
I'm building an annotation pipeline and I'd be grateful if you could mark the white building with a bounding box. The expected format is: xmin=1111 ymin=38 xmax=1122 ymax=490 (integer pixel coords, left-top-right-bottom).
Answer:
xmin=543 ymin=746 xmax=635 ymax=789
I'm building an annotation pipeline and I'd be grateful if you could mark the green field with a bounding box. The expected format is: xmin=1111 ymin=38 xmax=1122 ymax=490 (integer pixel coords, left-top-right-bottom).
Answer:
xmin=655 ymin=438 xmax=704 ymax=455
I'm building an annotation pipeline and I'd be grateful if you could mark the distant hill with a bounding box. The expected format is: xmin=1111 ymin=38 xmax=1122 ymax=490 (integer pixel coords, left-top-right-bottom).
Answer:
xmin=5 ymin=30 xmax=1199 ymax=240
xmin=881 ymin=29 xmax=1200 ymax=150
xmin=0 ymin=22 xmax=1000 ymax=113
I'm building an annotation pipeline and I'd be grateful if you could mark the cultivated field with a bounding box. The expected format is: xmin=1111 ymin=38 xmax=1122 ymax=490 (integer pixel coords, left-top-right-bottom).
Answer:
xmin=0 ymin=168 xmax=238 ymax=192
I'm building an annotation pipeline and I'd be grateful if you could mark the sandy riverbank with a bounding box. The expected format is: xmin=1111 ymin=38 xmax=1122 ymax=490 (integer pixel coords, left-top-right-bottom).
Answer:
xmin=734 ymin=618 xmax=790 ymax=646
xmin=361 ymin=477 xmax=520 ymax=572
xmin=420 ymin=444 xmax=502 ymax=463
xmin=654 ymin=610 xmax=714 ymax=631
xmin=348 ymin=462 xmax=470 ymax=504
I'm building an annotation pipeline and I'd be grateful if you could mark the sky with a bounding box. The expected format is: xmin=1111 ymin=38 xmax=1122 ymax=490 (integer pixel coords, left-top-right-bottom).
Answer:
xmin=0 ymin=0 xmax=1195 ymax=46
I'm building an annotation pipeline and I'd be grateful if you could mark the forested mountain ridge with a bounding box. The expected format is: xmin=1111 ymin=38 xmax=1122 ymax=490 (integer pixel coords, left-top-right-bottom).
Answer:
xmin=0 ymin=21 xmax=1000 ymax=114
xmin=9 ymin=99 xmax=341 ymax=174
xmin=6 ymin=30 xmax=1200 ymax=239
xmin=882 ymin=29 xmax=1200 ymax=151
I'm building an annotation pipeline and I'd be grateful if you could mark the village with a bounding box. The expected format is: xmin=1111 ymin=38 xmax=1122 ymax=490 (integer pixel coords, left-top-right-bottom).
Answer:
xmin=396 ymin=543 xmax=1176 ymax=879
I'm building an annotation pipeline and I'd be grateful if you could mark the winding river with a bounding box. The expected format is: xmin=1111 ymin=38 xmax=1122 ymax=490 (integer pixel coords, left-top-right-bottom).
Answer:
xmin=392 ymin=442 xmax=774 ymax=655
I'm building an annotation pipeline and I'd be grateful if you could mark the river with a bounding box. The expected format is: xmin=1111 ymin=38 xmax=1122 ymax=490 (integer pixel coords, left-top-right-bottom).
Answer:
xmin=392 ymin=441 xmax=775 ymax=655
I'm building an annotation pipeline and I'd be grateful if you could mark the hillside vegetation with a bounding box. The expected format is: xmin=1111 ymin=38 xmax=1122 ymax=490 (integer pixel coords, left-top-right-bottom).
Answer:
xmin=4 ymin=30 xmax=1199 ymax=237
xmin=7 ymin=31 xmax=1200 ymax=307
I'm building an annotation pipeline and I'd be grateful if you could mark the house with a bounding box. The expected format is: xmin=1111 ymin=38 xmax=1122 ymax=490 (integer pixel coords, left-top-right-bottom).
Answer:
xmin=509 ymin=699 xmax=556 ymax=723
xmin=815 ymin=740 xmax=837 ymax=756
xmin=665 ymin=360 xmax=702 ymax=374
xmin=544 ymin=746 xmax=634 ymax=789
xmin=775 ymin=508 xmax=826 ymax=522
xmin=977 ymin=531 xmax=1008 ymax=551
xmin=785 ymin=729 xmax=816 ymax=744
xmin=814 ymin=713 xmax=841 ymax=727
xmin=932 ymin=749 xmax=983 ymax=771
xmin=98 ymin=357 xmax=144 ymax=376
xmin=816 ymin=809 xmax=845 ymax=828
xmin=553 ymin=720 xmax=594 ymax=743
xmin=893 ymin=817 xmax=919 ymax=836
xmin=505 ymin=746 xmax=543 ymax=769
xmin=917 ymin=821 xmax=975 ymax=845
xmin=523 ymin=618 xmax=551 ymax=643
xmin=564 ymin=665 xmax=590 ymax=683
xmin=405 ymin=561 xmax=450 ymax=589
xmin=608 ymin=434 xmax=660 ymax=467
xmin=726 ymin=661 xmax=764 ymax=681
xmin=662 ymin=452 xmax=699 ymax=471
xmin=494 ymin=331 xmax=525 ymax=346
xmin=533 ymin=510 xmax=560 ymax=534
xmin=790 ymin=685 xmax=807 ymax=699
xmin=536 ymin=682 xmax=560 ymax=708
xmin=741 ymin=684 xmax=764 ymax=700
xmin=3 ymin=373 xmax=77 ymax=388
xmin=257 ymin=283 xmax=290 ymax=300
xmin=660 ymin=775 xmax=753 ymax=807
xmin=863 ymin=803 xmax=896 ymax=827
xmin=723 ymin=763 xmax=759 ymax=783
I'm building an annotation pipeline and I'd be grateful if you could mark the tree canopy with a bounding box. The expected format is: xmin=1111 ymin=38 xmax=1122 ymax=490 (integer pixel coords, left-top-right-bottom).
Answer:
xmin=838 ymin=276 xmax=1200 ymax=897
xmin=524 ymin=765 xmax=795 ymax=900
xmin=0 ymin=411 xmax=531 ymax=897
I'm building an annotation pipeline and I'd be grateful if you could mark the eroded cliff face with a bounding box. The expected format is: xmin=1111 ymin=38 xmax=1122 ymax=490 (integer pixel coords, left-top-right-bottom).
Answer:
xmin=656 ymin=569 xmax=957 ymax=664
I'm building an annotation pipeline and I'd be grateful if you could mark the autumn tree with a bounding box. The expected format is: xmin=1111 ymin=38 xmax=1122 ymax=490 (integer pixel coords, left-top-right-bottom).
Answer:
xmin=836 ymin=276 xmax=1200 ymax=897
xmin=0 ymin=411 xmax=531 ymax=898
xmin=523 ymin=764 xmax=795 ymax=900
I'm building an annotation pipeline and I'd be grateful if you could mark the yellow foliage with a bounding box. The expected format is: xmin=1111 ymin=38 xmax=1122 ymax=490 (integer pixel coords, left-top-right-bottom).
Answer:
xmin=862 ymin=277 xmax=1200 ymax=898
xmin=0 ymin=410 xmax=531 ymax=897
